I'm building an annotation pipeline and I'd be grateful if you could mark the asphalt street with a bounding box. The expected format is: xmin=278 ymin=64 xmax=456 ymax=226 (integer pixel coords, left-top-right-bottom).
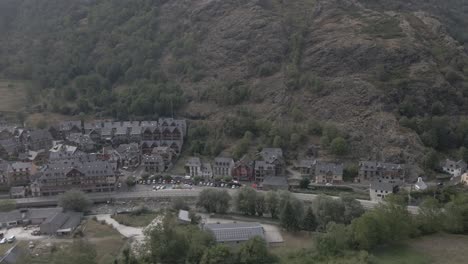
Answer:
xmin=11 ymin=187 xmax=419 ymax=214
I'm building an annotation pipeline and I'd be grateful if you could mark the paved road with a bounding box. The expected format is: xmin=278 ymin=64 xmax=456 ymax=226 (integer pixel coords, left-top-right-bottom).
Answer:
xmin=12 ymin=188 xmax=419 ymax=214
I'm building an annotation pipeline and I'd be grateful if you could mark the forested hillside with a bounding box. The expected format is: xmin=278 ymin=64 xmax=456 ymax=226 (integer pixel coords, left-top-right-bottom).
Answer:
xmin=1 ymin=0 xmax=468 ymax=173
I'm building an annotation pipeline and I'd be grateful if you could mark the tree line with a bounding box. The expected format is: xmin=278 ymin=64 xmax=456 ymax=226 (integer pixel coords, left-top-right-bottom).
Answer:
xmin=197 ymin=187 xmax=365 ymax=233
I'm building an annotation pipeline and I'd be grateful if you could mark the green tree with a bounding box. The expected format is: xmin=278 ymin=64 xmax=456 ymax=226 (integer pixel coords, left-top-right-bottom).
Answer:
xmin=172 ymin=197 xmax=189 ymax=211
xmin=423 ymin=149 xmax=440 ymax=171
xmin=299 ymin=177 xmax=310 ymax=189
xmin=16 ymin=111 xmax=26 ymax=126
xmin=36 ymin=119 xmax=48 ymax=129
xmin=236 ymin=187 xmax=257 ymax=215
xmin=125 ymin=176 xmax=137 ymax=187
xmin=273 ymin=135 xmax=283 ymax=149
xmin=302 ymin=207 xmax=317 ymax=232
xmin=341 ymin=194 xmax=365 ymax=224
xmin=443 ymin=194 xmax=468 ymax=233
xmin=265 ymin=191 xmax=279 ymax=218
xmin=200 ymin=244 xmax=234 ymax=264
xmin=314 ymin=195 xmax=345 ymax=230
xmin=416 ymin=197 xmax=443 ymax=235
xmin=143 ymin=214 xmax=215 ymax=264
xmin=330 ymin=137 xmax=348 ymax=155
xmin=290 ymin=133 xmax=302 ymax=150
xmin=343 ymin=164 xmax=358 ymax=182
xmin=255 ymin=192 xmax=266 ymax=217
xmin=280 ymin=200 xmax=301 ymax=232
xmin=58 ymin=190 xmax=92 ymax=212
xmin=350 ymin=198 xmax=415 ymax=250
xmin=237 ymin=237 xmax=278 ymax=264
xmin=197 ymin=189 xmax=231 ymax=214
xmin=459 ymin=147 xmax=468 ymax=162
xmin=316 ymin=223 xmax=350 ymax=256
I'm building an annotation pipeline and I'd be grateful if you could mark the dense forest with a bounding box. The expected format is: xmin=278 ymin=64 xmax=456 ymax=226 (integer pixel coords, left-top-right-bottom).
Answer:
xmin=1 ymin=0 xmax=468 ymax=169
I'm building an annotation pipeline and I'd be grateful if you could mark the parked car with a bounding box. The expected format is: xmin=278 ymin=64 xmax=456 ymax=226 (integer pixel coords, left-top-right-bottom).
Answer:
xmin=7 ymin=236 xmax=15 ymax=243
xmin=31 ymin=230 xmax=41 ymax=236
xmin=0 ymin=238 xmax=6 ymax=244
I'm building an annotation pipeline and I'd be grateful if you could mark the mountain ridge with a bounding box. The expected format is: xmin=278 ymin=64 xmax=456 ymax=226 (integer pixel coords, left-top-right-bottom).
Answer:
xmin=1 ymin=0 xmax=468 ymax=175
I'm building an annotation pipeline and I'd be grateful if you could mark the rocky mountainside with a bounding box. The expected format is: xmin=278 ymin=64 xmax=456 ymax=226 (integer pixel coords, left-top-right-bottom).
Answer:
xmin=1 ymin=0 xmax=468 ymax=174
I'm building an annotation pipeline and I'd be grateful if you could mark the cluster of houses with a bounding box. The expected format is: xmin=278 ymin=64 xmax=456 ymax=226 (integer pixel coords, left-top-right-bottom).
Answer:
xmin=0 ymin=118 xmax=186 ymax=198
xmin=296 ymin=157 xmax=407 ymax=202
xmin=297 ymin=159 xmax=344 ymax=184
xmin=185 ymin=148 xmax=289 ymax=190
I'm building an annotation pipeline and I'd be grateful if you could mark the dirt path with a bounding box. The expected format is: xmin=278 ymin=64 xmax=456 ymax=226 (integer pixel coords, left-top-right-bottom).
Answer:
xmin=93 ymin=214 xmax=144 ymax=241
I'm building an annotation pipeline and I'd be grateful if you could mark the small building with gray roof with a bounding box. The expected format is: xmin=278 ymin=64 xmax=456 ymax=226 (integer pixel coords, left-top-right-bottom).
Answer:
xmin=369 ymin=180 xmax=397 ymax=202
xmin=203 ymin=222 xmax=265 ymax=245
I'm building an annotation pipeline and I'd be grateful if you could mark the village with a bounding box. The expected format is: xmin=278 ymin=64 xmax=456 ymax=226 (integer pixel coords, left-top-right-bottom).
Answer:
xmin=1 ymin=117 xmax=467 ymax=202
xmin=0 ymin=118 xmax=468 ymax=263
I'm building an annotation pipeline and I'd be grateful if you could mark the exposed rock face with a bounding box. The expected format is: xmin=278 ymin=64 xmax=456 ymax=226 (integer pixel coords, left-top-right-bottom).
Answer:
xmin=160 ymin=0 xmax=466 ymax=168
xmin=1 ymin=0 xmax=468 ymax=175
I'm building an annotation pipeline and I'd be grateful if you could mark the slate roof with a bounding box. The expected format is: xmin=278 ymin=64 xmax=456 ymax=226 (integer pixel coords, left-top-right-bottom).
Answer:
xmin=0 ymin=207 xmax=64 ymax=224
xmin=441 ymin=159 xmax=467 ymax=169
xmin=58 ymin=121 xmax=81 ymax=131
xmin=8 ymin=162 xmax=32 ymax=171
xmin=115 ymin=126 xmax=127 ymax=136
xmin=142 ymin=155 xmax=163 ymax=163
xmin=101 ymin=127 xmax=112 ymax=136
xmin=0 ymin=210 xmax=22 ymax=224
xmin=299 ymin=159 xmax=316 ymax=168
xmin=202 ymin=163 xmax=212 ymax=174
xmin=10 ymin=186 xmax=25 ymax=195
xmin=130 ymin=126 xmax=142 ymax=135
xmin=0 ymin=159 xmax=9 ymax=172
xmin=315 ymin=161 xmax=343 ymax=176
xmin=260 ymin=148 xmax=283 ymax=163
xmin=204 ymin=222 xmax=265 ymax=243
xmin=41 ymin=160 xmax=114 ymax=180
xmin=254 ymin=160 xmax=274 ymax=169
xmin=67 ymin=133 xmax=94 ymax=146
xmin=370 ymin=181 xmax=395 ymax=192
xmin=0 ymin=139 xmax=18 ymax=153
xmin=262 ymin=176 xmax=288 ymax=187
xmin=28 ymin=129 xmax=53 ymax=142
xmin=214 ymin=157 xmax=234 ymax=166
xmin=360 ymin=161 xmax=404 ymax=171
xmin=186 ymin=157 xmax=201 ymax=167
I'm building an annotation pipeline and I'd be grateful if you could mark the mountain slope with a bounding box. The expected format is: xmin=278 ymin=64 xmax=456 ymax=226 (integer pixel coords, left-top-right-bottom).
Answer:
xmin=1 ymin=0 xmax=468 ymax=174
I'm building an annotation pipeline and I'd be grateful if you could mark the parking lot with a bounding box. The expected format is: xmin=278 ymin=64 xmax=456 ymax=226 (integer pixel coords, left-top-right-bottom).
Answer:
xmin=1 ymin=226 xmax=47 ymax=244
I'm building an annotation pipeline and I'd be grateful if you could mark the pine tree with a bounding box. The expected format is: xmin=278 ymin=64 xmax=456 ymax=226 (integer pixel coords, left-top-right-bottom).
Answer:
xmin=303 ymin=206 xmax=317 ymax=232
xmin=280 ymin=200 xmax=300 ymax=232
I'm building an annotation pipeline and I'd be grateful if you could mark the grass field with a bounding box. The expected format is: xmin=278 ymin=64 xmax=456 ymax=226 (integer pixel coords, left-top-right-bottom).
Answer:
xmin=83 ymin=219 xmax=128 ymax=264
xmin=0 ymin=243 xmax=13 ymax=256
xmin=271 ymin=231 xmax=468 ymax=264
xmin=372 ymin=244 xmax=431 ymax=264
xmin=373 ymin=233 xmax=468 ymax=264
xmin=22 ymin=219 xmax=127 ymax=264
xmin=0 ymin=79 xmax=29 ymax=112
xmin=111 ymin=211 xmax=160 ymax=227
